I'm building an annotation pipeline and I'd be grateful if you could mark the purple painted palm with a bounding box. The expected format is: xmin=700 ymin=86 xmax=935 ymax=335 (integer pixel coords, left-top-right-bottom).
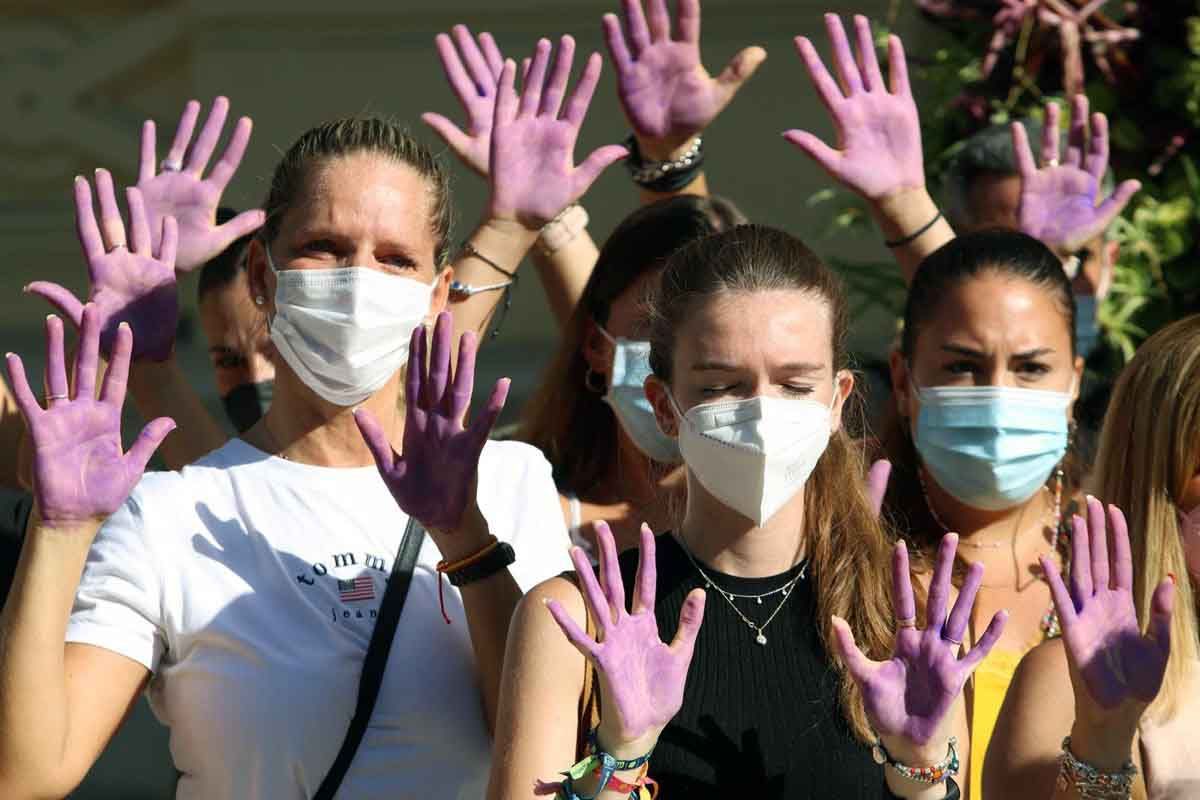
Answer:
xmin=548 ymin=522 xmax=706 ymax=750
xmin=27 ymin=172 xmax=179 ymax=362
xmin=137 ymin=97 xmax=265 ymax=272
xmin=834 ymin=534 xmax=1007 ymax=747
xmin=1041 ymin=498 xmax=1174 ymax=721
xmin=602 ymin=0 xmax=765 ymax=147
xmin=354 ymin=311 xmax=508 ymax=534
xmin=1014 ymin=95 xmax=1141 ymax=254
xmin=785 ymin=15 xmax=925 ymax=200
xmin=5 ymin=307 xmax=174 ymax=526
xmin=487 ymin=40 xmax=627 ymax=229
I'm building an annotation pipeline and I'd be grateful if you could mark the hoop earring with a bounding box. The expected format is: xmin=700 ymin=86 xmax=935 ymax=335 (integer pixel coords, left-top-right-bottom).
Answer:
xmin=584 ymin=368 xmax=606 ymax=394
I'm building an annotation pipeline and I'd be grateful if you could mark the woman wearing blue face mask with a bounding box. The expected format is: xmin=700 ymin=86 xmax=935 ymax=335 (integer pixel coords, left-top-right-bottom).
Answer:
xmin=519 ymin=195 xmax=746 ymax=553
xmin=879 ymin=228 xmax=1085 ymax=799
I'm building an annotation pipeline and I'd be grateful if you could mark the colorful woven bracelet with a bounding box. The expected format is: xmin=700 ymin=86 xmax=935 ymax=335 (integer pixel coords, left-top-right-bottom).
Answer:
xmin=871 ymin=736 xmax=959 ymax=783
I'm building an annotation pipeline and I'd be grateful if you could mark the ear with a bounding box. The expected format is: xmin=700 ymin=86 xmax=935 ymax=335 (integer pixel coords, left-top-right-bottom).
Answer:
xmin=889 ymin=348 xmax=914 ymax=422
xmin=245 ymin=239 xmax=275 ymax=318
xmin=428 ymin=268 xmax=452 ymax=323
xmin=581 ymin=319 xmax=614 ymax=378
xmin=829 ymin=369 xmax=855 ymax=433
xmin=644 ymin=375 xmax=679 ymax=438
xmin=1069 ymin=354 xmax=1085 ymax=421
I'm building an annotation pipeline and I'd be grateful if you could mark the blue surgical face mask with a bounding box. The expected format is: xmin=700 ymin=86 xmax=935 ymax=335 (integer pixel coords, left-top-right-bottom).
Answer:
xmin=597 ymin=325 xmax=681 ymax=464
xmin=913 ymin=383 xmax=1072 ymax=511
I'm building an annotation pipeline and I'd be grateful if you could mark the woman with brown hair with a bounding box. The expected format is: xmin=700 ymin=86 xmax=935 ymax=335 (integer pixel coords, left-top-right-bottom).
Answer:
xmin=986 ymin=316 xmax=1200 ymax=798
xmin=489 ymin=224 xmax=1006 ymax=799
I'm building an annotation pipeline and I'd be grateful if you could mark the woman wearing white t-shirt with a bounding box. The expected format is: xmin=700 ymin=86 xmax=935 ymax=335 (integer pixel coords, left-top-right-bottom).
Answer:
xmin=0 ymin=44 xmax=626 ymax=800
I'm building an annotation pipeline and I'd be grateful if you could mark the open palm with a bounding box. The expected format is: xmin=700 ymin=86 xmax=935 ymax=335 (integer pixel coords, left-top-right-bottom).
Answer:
xmin=488 ymin=39 xmax=627 ymax=228
xmin=548 ymin=522 xmax=705 ymax=747
xmin=355 ymin=311 xmax=507 ymax=533
xmin=28 ymin=171 xmax=179 ymax=362
xmin=834 ymin=534 xmax=1006 ymax=747
xmin=137 ymin=97 xmax=265 ymax=272
xmin=5 ymin=308 xmax=174 ymax=525
xmin=1014 ymin=95 xmax=1141 ymax=253
xmin=1043 ymin=498 xmax=1173 ymax=721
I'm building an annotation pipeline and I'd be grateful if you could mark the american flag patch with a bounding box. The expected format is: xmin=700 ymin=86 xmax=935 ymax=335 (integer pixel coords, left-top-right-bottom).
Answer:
xmin=337 ymin=576 xmax=375 ymax=602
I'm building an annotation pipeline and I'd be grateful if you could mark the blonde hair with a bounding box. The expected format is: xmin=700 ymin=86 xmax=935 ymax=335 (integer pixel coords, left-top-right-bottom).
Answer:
xmin=1089 ymin=314 xmax=1200 ymax=720
xmin=646 ymin=224 xmax=896 ymax=741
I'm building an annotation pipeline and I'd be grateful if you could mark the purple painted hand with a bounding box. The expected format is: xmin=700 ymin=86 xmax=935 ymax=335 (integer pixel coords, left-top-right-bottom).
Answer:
xmin=1014 ymin=95 xmax=1141 ymax=256
xmin=5 ymin=307 xmax=175 ymax=527
xmin=422 ymin=25 xmax=510 ymax=177
xmin=785 ymin=14 xmax=924 ymax=200
xmin=547 ymin=522 xmax=706 ymax=754
xmin=137 ymin=97 xmax=265 ymax=272
xmin=354 ymin=311 xmax=508 ymax=535
xmin=867 ymin=458 xmax=891 ymax=518
xmin=1041 ymin=497 xmax=1174 ymax=728
xmin=27 ymin=171 xmax=180 ymax=362
xmin=603 ymin=0 xmax=765 ymax=149
xmin=488 ymin=40 xmax=628 ymax=229
xmin=833 ymin=534 xmax=1007 ymax=752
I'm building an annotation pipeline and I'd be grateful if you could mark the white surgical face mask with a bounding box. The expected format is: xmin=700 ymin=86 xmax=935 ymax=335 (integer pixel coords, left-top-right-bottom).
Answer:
xmin=670 ymin=389 xmax=836 ymax=526
xmin=267 ymin=249 xmax=434 ymax=406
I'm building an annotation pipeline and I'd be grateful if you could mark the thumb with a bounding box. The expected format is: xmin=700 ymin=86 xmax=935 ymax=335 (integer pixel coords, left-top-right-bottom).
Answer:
xmin=572 ymin=144 xmax=629 ymax=196
xmin=1148 ymin=577 xmax=1175 ymax=657
xmin=25 ymin=283 xmax=85 ymax=328
xmin=1094 ymin=179 xmax=1142 ymax=227
xmin=352 ymin=407 xmax=395 ymax=472
xmin=669 ymin=588 xmax=706 ymax=657
xmin=421 ymin=112 xmax=476 ymax=157
xmin=124 ymin=417 xmax=177 ymax=475
xmin=867 ymin=459 xmax=892 ymax=518
xmin=714 ymin=46 xmax=767 ymax=102
xmin=831 ymin=614 xmax=874 ymax=684
xmin=782 ymin=130 xmax=842 ymax=178
xmin=211 ymin=209 xmax=266 ymax=253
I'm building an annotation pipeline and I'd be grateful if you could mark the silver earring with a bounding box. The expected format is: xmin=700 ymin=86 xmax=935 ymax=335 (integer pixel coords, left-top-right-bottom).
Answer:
xmin=255 ymin=295 xmax=265 ymax=306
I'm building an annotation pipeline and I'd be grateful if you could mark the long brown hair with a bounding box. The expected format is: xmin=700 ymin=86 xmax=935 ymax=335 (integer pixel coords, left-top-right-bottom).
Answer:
xmin=880 ymin=229 xmax=1083 ymax=561
xmin=1089 ymin=315 xmax=1200 ymax=720
xmin=518 ymin=196 xmax=745 ymax=494
xmin=646 ymin=223 xmax=895 ymax=742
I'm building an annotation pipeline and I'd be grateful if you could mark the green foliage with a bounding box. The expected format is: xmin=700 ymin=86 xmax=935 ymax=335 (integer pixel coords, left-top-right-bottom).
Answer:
xmin=808 ymin=1 xmax=1200 ymax=374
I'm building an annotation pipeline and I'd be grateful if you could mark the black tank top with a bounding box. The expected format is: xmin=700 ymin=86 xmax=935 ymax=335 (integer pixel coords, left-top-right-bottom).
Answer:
xmin=616 ymin=533 xmax=884 ymax=798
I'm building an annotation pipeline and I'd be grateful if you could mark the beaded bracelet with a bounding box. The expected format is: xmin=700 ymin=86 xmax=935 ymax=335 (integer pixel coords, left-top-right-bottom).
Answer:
xmin=871 ymin=736 xmax=959 ymax=783
xmin=1056 ymin=736 xmax=1136 ymax=799
xmin=623 ymin=134 xmax=705 ymax=192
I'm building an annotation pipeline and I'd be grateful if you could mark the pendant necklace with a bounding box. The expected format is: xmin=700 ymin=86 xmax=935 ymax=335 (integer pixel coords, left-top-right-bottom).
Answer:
xmin=676 ymin=533 xmax=808 ymax=646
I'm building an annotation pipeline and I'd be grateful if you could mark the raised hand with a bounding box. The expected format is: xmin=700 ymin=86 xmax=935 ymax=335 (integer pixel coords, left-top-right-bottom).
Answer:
xmin=422 ymin=25 xmax=510 ymax=177
xmin=1041 ymin=497 xmax=1173 ymax=727
xmin=547 ymin=522 xmax=706 ymax=755
xmin=833 ymin=534 xmax=1007 ymax=755
xmin=785 ymin=14 xmax=924 ymax=200
xmin=4 ymin=307 xmax=175 ymax=526
xmin=488 ymin=39 xmax=628 ymax=229
xmin=137 ymin=97 xmax=265 ymax=272
xmin=354 ymin=311 xmax=508 ymax=535
xmin=27 ymin=171 xmax=179 ymax=362
xmin=603 ymin=0 xmax=765 ymax=150
xmin=1013 ymin=95 xmax=1142 ymax=256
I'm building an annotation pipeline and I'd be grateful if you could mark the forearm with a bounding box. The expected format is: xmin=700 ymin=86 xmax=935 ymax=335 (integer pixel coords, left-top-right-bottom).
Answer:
xmin=867 ymin=187 xmax=956 ymax=285
xmin=450 ymin=218 xmax=539 ymax=341
xmin=0 ymin=513 xmax=96 ymax=792
xmin=128 ymin=358 xmax=226 ymax=469
xmin=529 ymin=230 xmax=600 ymax=330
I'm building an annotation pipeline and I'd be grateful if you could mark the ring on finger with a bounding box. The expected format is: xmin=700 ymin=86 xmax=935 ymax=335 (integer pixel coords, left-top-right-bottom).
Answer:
xmin=1046 ymin=158 xmax=1060 ymax=167
xmin=160 ymin=158 xmax=184 ymax=172
xmin=46 ymin=393 xmax=69 ymax=402
xmin=942 ymin=633 xmax=963 ymax=646
xmin=896 ymin=616 xmax=917 ymax=629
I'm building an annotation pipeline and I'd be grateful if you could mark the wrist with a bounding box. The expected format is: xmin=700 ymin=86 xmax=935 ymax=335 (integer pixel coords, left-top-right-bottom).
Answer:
xmin=633 ymin=132 xmax=700 ymax=162
xmin=878 ymin=733 xmax=949 ymax=771
xmin=428 ymin=503 xmax=491 ymax=562
xmin=30 ymin=506 xmax=103 ymax=539
xmin=867 ymin=185 xmax=936 ymax=230
xmin=1068 ymin=717 xmax=1139 ymax=772
xmin=594 ymin=723 xmax=659 ymax=762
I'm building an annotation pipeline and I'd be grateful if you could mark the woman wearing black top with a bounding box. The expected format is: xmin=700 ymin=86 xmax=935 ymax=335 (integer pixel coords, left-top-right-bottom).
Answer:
xmin=488 ymin=225 xmax=1006 ymax=799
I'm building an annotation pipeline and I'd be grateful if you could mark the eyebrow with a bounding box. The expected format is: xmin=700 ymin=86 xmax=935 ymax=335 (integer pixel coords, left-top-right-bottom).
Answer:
xmin=940 ymin=344 xmax=1055 ymax=359
xmin=691 ymin=361 xmax=827 ymax=374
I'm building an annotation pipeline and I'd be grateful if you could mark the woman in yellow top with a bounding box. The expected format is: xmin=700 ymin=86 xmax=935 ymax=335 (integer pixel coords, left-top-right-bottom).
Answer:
xmin=788 ymin=16 xmax=1140 ymax=797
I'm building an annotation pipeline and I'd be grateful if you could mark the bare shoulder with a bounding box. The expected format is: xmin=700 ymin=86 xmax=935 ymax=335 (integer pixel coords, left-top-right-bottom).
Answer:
xmin=1012 ymin=636 xmax=1070 ymax=690
xmin=510 ymin=574 xmax=589 ymax=651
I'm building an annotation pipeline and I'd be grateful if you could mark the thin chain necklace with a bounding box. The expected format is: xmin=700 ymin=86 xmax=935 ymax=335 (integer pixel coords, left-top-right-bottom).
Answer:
xmin=918 ymin=467 xmax=1064 ymax=636
xmin=676 ymin=533 xmax=808 ymax=647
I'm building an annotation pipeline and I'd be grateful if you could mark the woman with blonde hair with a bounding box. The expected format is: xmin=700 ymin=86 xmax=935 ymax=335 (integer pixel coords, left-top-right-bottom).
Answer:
xmin=986 ymin=314 xmax=1200 ymax=797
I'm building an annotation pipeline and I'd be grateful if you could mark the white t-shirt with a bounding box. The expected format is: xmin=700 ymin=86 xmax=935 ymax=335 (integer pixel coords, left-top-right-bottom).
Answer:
xmin=66 ymin=437 xmax=571 ymax=800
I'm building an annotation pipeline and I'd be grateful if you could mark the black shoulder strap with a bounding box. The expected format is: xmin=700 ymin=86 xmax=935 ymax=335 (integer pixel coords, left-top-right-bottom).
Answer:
xmin=313 ymin=517 xmax=425 ymax=800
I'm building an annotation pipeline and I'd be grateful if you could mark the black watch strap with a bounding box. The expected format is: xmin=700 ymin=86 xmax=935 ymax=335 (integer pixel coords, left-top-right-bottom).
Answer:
xmin=446 ymin=541 xmax=515 ymax=587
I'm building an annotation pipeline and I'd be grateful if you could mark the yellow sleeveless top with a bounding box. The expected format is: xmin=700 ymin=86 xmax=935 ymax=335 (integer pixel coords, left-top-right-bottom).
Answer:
xmin=968 ymin=648 xmax=1025 ymax=799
